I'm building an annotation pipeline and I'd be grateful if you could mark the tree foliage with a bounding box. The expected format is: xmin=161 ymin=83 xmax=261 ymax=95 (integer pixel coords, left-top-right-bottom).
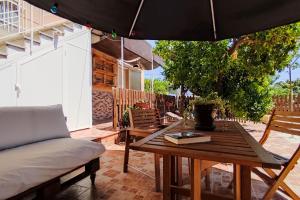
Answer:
xmin=154 ymin=23 xmax=300 ymax=121
xmin=144 ymin=79 xmax=170 ymax=95
xmin=272 ymin=79 xmax=300 ymax=96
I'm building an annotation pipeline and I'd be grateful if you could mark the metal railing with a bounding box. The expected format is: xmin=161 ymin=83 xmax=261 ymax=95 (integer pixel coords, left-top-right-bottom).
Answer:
xmin=0 ymin=0 xmax=66 ymax=40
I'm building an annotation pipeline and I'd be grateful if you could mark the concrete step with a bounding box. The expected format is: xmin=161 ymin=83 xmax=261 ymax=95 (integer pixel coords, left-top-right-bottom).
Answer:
xmin=0 ymin=44 xmax=7 ymax=57
xmin=6 ymin=38 xmax=26 ymax=50
xmin=63 ymin=22 xmax=74 ymax=31
xmin=24 ymin=33 xmax=41 ymax=45
xmin=39 ymin=29 xmax=56 ymax=39
xmin=52 ymin=27 xmax=64 ymax=36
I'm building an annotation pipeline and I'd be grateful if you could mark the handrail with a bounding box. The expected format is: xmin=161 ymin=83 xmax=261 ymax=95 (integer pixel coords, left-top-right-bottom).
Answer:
xmin=0 ymin=0 xmax=66 ymax=38
xmin=0 ymin=0 xmax=68 ymax=53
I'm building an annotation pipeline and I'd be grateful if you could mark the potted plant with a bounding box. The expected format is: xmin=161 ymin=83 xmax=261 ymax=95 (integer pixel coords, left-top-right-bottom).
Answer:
xmin=191 ymin=93 xmax=224 ymax=131
xmin=116 ymin=106 xmax=135 ymax=144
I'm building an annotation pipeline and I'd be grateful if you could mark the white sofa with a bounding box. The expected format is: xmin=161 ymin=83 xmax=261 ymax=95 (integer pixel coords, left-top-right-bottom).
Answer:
xmin=0 ymin=105 xmax=105 ymax=199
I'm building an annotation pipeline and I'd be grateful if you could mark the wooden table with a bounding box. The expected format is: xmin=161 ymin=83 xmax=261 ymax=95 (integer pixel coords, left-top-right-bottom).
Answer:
xmin=130 ymin=120 xmax=281 ymax=200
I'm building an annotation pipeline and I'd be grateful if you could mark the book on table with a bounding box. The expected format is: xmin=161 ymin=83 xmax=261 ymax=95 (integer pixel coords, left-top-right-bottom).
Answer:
xmin=164 ymin=131 xmax=211 ymax=144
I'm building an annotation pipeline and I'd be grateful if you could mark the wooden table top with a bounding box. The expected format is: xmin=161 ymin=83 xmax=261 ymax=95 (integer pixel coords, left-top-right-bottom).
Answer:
xmin=130 ymin=120 xmax=281 ymax=169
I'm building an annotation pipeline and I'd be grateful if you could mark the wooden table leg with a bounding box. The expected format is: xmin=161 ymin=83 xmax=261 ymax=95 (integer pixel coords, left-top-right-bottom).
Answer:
xmin=241 ymin=166 xmax=251 ymax=200
xmin=163 ymin=155 xmax=172 ymax=200
xmin=154 ymin=154 xmax=161 ymax=192
xmin=234 ymin=164 xmax=241 ymax=200
xmin=191 ymin=158 xmax=201 ymax=200
xmin=234 ymin=164 xmax=251 ymax=200
xmin=171 ymin=156 xmax=176 ymax=199
xmin=177 ymin=157 xmax=183 ymax=186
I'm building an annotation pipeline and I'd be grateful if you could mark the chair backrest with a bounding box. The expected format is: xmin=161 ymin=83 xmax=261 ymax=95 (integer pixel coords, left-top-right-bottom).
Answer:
xmin=260 ymin=109 xmax=300 ymax=144
xmin=129 ymin=109 xmax=161 ymax=129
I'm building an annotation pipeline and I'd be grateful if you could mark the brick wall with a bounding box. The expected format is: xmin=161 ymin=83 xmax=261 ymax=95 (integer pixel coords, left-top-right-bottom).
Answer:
xmin=92 ymin=90 xmax=113 ymax=123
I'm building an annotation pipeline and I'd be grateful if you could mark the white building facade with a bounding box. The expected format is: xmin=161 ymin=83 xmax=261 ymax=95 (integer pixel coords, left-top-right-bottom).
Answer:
xmin=0 ymin=1 xmax=92 ymax=131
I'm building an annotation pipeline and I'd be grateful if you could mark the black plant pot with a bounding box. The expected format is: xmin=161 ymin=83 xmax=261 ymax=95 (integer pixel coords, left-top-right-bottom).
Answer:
xmin=194 ymin=104 xmax=217 ymax=131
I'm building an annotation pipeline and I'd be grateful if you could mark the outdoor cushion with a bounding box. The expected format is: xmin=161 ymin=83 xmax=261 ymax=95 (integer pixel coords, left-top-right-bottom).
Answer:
xmin=0 ymin=105 xmax=69 ymax=150
xmin=0 ymin=138 xmax=105 ymax=199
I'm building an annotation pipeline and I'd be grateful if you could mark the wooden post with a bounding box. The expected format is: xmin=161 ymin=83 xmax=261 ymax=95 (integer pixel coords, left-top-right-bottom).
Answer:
xmin=289 ymin=91 xmax=293 ymax=112
xmin=113 ymin=88 xmax=118 ymax=128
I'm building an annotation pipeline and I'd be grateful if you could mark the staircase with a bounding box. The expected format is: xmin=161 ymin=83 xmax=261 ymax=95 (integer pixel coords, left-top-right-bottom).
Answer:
xmin=0 ymin=0 xmax=78 ymax=58
xmin=0 ymin=21 xmax=78 ymax=58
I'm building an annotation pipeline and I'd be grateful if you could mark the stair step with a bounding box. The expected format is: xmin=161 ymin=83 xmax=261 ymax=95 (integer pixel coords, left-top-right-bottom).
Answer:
xmin=62 ymin=22 xmax=74 ymax=31
xmin=0 ymin=44 xmax=7 ymax=57
xmin=24 ymin=33 xmax=41 ymax=45
xmin=39 ymin=29 xmax=56 ymax=39
xmin=6 ymin=38 xmax=26 ymax=50
xmin=53 ymin=25 xmax=64 ymax=32
xmin=52 ymin=26 xmax=65 ymax=36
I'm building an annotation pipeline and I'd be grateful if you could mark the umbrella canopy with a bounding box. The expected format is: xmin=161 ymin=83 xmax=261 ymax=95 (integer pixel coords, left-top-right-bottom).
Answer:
xmin=26 ymin=0 xmax=300 ymax=41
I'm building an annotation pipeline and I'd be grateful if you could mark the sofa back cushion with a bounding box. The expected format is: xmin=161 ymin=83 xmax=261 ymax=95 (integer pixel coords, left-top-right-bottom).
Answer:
xmin=0 ymin=105 xmax=69 ymax=150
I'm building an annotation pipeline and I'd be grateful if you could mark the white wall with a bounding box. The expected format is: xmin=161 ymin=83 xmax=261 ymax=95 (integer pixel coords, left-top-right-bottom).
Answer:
xmin=0 ymin=64 xmax=17 ymax=106
xmin=0 ymin=28 xmax=92 ymax=131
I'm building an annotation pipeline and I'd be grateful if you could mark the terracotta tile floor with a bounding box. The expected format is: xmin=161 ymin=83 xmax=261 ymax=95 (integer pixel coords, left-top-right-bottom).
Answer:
xmin=60 ymin=121 xmax=300 ymax=200
xmin=71 ymin=122 xmax=118 ymax=141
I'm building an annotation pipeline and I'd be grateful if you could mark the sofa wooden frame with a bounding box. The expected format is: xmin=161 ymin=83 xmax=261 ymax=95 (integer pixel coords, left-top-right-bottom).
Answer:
xmin=7 ymin=158 xmax=100 ymax=200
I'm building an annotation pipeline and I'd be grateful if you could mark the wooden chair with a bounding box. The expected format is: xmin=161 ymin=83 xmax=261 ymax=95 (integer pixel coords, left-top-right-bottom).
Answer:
xmin=252 ymin=109 xmax=300 ymax=200
xmin=123 ymin=108 xmax=169 ymax=192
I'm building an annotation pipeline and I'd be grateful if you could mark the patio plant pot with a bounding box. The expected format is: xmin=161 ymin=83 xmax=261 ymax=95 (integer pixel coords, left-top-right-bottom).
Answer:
xmin=135 ymin=102 xmax=150 ymax=109
xmin=194 ymin=104 xmax=217 ymax=131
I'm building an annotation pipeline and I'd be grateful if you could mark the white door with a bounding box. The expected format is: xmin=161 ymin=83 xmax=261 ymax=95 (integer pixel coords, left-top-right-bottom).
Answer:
xmin=65 ymin=32 xmax=92 ymax=130
xmin=17 ymin=48 xmax=64 ymax=106
xmin=0 ymin=64 xmax=17 ymax=106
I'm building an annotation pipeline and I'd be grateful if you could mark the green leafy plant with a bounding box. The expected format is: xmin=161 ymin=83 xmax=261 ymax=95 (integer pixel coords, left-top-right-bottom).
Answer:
xmin=121 ymin=109 xmax=130 ymax=128
xmin=121 ymin=106 xmax=137 ymax=127
xmin=191 ymin=92 xmax=225 ymax=113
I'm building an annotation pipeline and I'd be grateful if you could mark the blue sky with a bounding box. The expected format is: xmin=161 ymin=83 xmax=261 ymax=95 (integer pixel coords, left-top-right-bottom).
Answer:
xmin=145 ymin=40 xmax=300 ymax=82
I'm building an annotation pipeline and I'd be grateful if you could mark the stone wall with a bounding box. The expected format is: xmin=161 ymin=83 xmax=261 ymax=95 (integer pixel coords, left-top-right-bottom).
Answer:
xmin=92 ymin=90 xmax=113 ymax=123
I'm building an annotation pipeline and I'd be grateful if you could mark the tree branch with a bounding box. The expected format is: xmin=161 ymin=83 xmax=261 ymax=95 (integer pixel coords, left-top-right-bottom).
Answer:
xmin=227 ymin=36 xmax=254 ymax=55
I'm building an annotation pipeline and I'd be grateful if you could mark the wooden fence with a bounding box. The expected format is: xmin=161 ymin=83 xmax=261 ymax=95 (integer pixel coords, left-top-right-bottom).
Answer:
xmin=112 ymin=88 xmax=300 ymax=128
xmin=273 ymin=94 xmax=300 ymax=112
xmin=112 ymin=87 xmax=156 ymax=128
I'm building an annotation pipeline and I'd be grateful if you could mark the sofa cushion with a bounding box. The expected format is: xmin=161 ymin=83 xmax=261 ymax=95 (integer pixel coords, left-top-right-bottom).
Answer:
xmin=0 ymin=105 xmax=69 ymax=150
xmin=0 ymin=138 xmax=105 ymax=199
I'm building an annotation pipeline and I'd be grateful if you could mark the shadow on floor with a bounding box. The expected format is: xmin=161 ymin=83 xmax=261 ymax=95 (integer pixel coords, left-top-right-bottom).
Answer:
xmin=54 ymin=147 xmax=290 ymax=200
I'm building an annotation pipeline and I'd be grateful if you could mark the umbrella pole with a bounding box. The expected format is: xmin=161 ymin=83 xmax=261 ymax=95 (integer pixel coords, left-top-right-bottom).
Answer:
xmin=121 ymin=37 xmax=124 ymax=89
xmin=129 ymin=0 xmax=145 ymax=36
xmin=151 ymin=52 xmax=154 ymax=94
xmin=209 ymin=0 xmax=217 ymax=40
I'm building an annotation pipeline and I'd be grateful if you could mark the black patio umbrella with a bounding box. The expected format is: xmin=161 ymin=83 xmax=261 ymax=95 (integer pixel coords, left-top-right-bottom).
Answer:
xmin=26 ymin=0 xmax=300 ymax=41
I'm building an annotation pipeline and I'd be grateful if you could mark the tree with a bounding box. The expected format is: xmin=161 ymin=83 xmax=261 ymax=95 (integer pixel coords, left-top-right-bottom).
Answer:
xmin=154 ymin=23 xmax=300 ymax=121
xmin=144 ymin=79 xmax=170 ymax=95
xmin=272 ymin=79 xmax=300 ymax=96
xmin=154 ymin=41 xmax=195 ymax=112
